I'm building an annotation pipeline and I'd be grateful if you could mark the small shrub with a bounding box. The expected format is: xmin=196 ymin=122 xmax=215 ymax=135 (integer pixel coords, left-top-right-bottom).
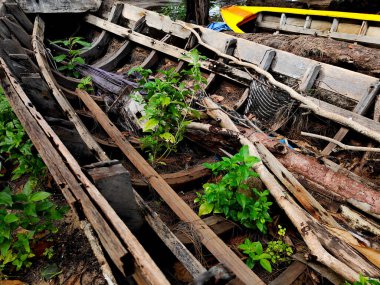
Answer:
xmin=239 ymin=226 xmax=293 ymax=272
xmin=129 ymin=49 xmax=206 ymax=164
xmin=0 ymin=179 xmax=68 ymax=271
xmin=195 ymin=145 xmax=272 ymax=232
xmin=51 ymin=37 xmax=91 ymax=78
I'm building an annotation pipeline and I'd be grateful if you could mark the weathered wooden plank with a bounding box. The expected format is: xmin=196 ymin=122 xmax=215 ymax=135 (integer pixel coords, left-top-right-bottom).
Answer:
xmin=84 ymin=14 xmax=252 ymax=86
xmin=205 ymin=38 xmax=237 ymax=91
xmin=76 ymin=88 xmax=266 ymax=285
xmin=135 ymin=193 xmax=207 ymax=279
xmin=15 ymin=0 xmax=102 ymax=13
xmin=0 ymin=59 xmax=169 ymax=285
xmin=132 ymin=162 xmax=211 ymax=188
xmin=32 ymin=16 xmax=109 ymax=162
xmin=4 ymin=2 xmax=33 ymax=34
xmin=80 ymin=3 xmax=124 ymax=61
xmin=2 ymin=14 xmax=32 ymax=49
xmin=305 ymin=97 xmax=380 ymax=133
xmin=269 ymin=261 xmax=307 ymax=285
xmin=140 ymin=34 xmax=171 ymax=69
xmin=299 ymin=63 xmax=321 ymax=92
xmin=322 ymin=83 xmax=380 ymax=155
xmin=93 ymin=16 xmax=146 ymax=71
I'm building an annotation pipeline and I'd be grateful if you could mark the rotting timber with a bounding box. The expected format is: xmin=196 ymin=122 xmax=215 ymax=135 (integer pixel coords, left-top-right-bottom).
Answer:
xmin=0 ymin=1 xmax=379 ymax=284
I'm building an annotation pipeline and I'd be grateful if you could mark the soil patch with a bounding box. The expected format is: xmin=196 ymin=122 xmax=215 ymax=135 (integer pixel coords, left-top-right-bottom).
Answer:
xmin=229 ymin=32 xmax=380 ymax=77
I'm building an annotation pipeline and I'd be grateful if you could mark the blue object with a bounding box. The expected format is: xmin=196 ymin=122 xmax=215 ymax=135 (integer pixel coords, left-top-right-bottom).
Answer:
xmin=207 ymin=22 xmax=232 ymax=32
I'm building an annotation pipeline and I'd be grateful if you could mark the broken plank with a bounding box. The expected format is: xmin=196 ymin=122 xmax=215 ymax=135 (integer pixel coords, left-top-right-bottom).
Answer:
xmin=322 ymin=82 xmax=380 ymax=155
xmin=80 ymin=3 xmax=124 ymax=61
xmin=94 ymin=16 xmax=146 ymax=71
xmin=4 ymin=3 xmax=33 ymax=34
xmin=132 ymin=162 xmax=211 ymax=188
xmin=32 ymin=16 xmax=109 ymax=162
xmin=76 ymin=88 xmax=265 ymax=285
xmin=135 ymin=193 xmax=207 ymax=279
xmin=304 ymin=97 xmax=380 ymax=134
xmin=269 ymin=261 xmax=307 ymax=285
xmin=0 ymin=59 xmax=169 ymax=285
xmin=140 ymin=34 xmax=172 ymax=69
xmin=2 ymin=15 xmax=32 ymax=49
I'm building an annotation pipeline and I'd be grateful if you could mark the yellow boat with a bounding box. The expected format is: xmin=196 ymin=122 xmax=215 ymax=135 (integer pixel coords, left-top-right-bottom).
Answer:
xmin=220 ymin=6 xmax=380 ymax=46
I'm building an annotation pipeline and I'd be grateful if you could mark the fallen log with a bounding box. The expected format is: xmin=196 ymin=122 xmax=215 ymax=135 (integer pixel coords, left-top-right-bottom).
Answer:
xmin=249 ymin=134 xmax=380 ymax=218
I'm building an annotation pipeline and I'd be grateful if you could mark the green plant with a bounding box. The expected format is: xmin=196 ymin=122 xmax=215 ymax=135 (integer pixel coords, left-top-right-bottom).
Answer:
xmin=161 ymin=2 xmax=186 ymax=21
xmin=51 ymin=37 xmax=91 ymax=78
xmin=0 ymin=179 xmax=68 ymax=271
xmin=42 ymin=246 xmax=54 ymax=260
xmin=0 ymin=88 xmax=46 ymax=180
xmin=239 ymin=239 xmax=272 ymax=272
xmin=345 ymin=274 xmax=380 ymax=285
xmin=265 ymin=225 xmax=293 ymax=264
xmin=41 ymin=263 xmax=62 ymax=280
xmin=195 ymin=146 xmax=272 ymax=232
xmin=77 ymin=76 xmax=94 ymax=93
xmin=129 ymin=49 xmax=205 ymax=164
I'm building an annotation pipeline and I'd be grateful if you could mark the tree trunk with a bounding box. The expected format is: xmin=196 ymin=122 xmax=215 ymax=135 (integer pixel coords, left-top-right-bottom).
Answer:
xmin=186 ymin=0 xmax=209 ymax=25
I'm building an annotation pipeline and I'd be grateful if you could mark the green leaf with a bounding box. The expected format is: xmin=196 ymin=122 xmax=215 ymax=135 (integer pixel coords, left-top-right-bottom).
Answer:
xmin=259 ymin=258 xmax=272 ymax=273
xmin=0 ymin=240 xmax=11 ymax=256
xmin=4 ymin=213 xmax=18 ymax=223
xmin=41 ymin=263 xmax=63 ymax=280
xmin=143 ymin=118 xmax=159 ymax=132
xmin=53 ymin=54 xmax=66 ymax=62
xmin=198 ymin=202 xmax=213 ymax=216
xmin=0 ymin=191 xmax=12 ymax=206
xmin=236 ymin=193 xmax=247 ymax=209
xmin=30 ymin=191 xmax=51 ymax=202
xmin=159 ymin=132 xmax=175 ymax=143
xmin=24 ymin=203 xmax=37 ymax=217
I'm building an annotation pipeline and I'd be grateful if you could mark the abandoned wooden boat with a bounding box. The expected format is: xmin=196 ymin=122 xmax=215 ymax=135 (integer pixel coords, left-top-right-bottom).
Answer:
xmin=0 ymin=1 xmax=380 ymax=284
xmin=220 ymin=6 xmax=380 ymax=47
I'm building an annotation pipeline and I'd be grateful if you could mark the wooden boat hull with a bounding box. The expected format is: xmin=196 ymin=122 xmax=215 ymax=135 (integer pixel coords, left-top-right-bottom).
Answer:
xmin=221 ymin=6 xmax=380 ymax=46
xmin=1 ymin=2 xmax=380 ymax=284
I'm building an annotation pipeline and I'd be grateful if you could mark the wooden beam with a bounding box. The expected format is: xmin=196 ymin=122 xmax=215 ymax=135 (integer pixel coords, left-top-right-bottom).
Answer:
xmin=140 ymin=34 xmax=171 ymax=69
xmin=4 ymin=3 xmax=33 ymax=34
xmin=2 ymin=14 xmax=32 ymax=49
xmin=80 ymin=3 xmax=124 ymax=61
xmin=304 ymin=97 xmax=380 ymax=134
xmin=299 ymin=63 xmax=321 ymax=92
xmin=76 ymin=88 xmax=266 ymax=285
xmin=0 ymin=59 xmax=169 ymax=285
xmin=32 ymin=16 xmax=109 ymax=162
xmin=135 ymin=193 xmax=207 ymax=279
xmin=322 ymin=83 xmax=380 ymax=156
xmin=94 ymin=16 xmax=146 ymax=71
xmin=269 ymin=261 xmax=307 ymax=285
xmin=84 ymin=14 xmax=252 ymax=86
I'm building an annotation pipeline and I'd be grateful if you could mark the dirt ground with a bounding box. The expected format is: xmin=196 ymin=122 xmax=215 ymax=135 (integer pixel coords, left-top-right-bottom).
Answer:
xmin=228 ymin=32 xmax=380 ymax=77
